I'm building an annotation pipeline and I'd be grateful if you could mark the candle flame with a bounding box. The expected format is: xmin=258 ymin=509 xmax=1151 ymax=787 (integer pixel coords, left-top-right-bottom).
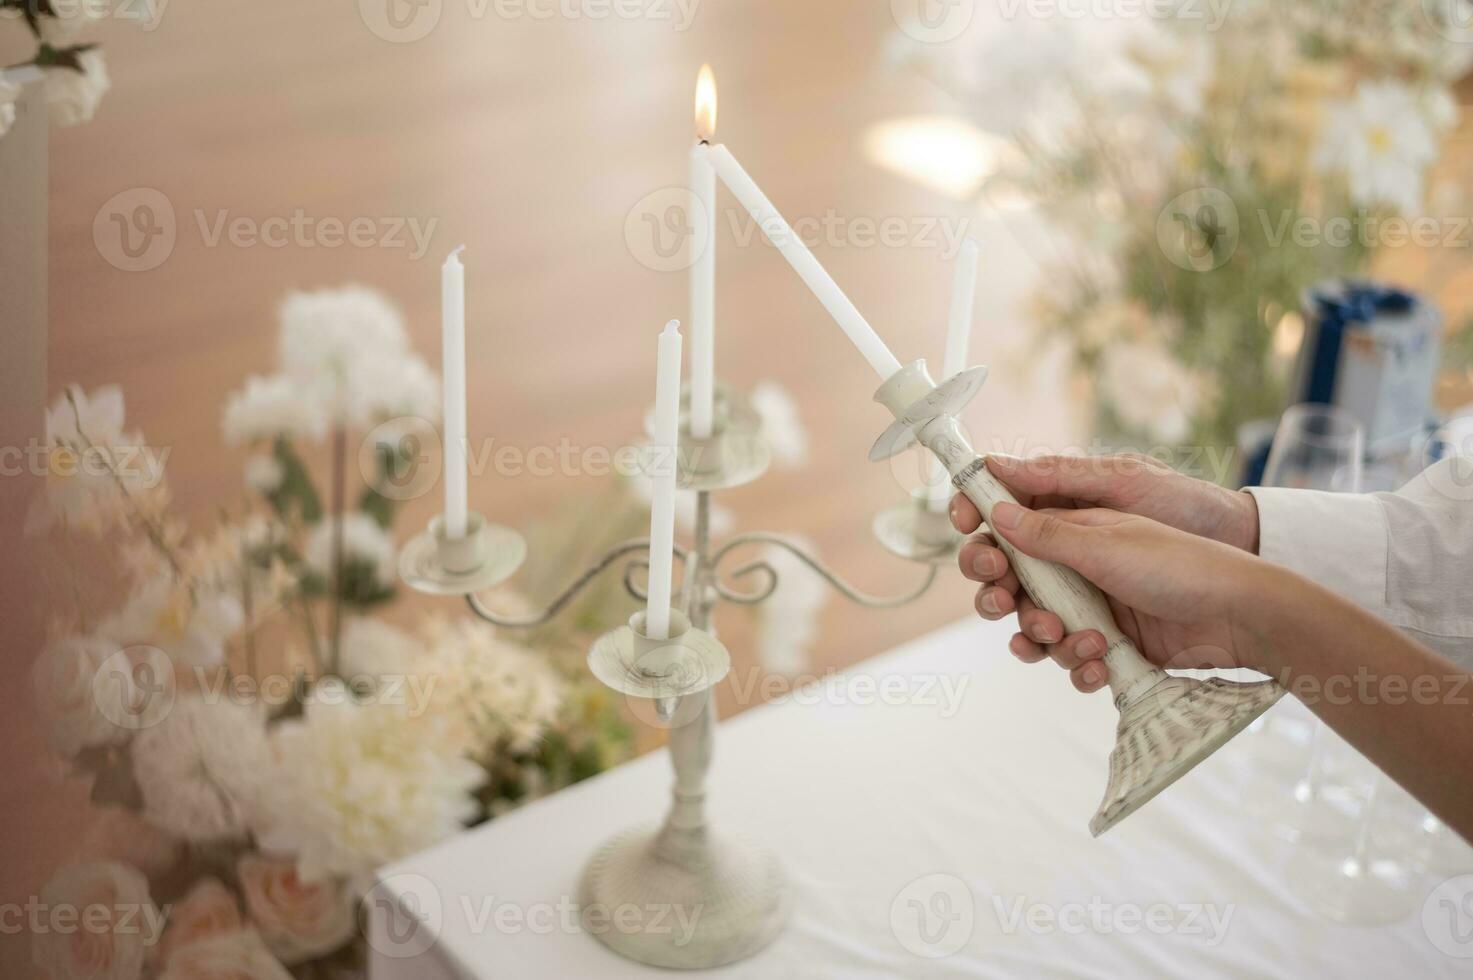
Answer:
xmin=694 ymin=65 xmax=717 ymax=142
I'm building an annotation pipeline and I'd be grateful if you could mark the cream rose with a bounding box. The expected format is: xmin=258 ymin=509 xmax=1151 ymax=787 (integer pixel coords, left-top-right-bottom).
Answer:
xmin=157 ymin=878 xmax=243 ymax=965
xmin=32 ymin=635 xmax=132 ymax=758
xmin=237 ymin=855 xmax=354 ymax=964
xmin=31 ymin=862 xmax=158 ymax=980
xmin=157 ymin=930 xmax=292 ymax=980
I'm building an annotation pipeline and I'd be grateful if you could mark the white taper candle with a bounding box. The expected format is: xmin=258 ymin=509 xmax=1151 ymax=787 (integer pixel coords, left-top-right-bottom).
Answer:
xmin=442 ymin=246 xmax=469 ymax=539
xmin=929 ymin=238 xmax=979 ymax=511
xmin=707 ymin=144 xmax=902 ymax=380
xmin=646 ymin=319 xmax=683 ymax=640
xmin=689 ymin=143 xmax=717 ymax=439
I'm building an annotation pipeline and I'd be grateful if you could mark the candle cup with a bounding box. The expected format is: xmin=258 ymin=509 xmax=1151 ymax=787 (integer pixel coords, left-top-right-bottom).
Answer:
xmin=398 ymin=510 xmax=527 ymax=597
xmin=587 ymin=608 xmax=730 ymax=702
xmin=872 ymin=489 xmax=962 ymax=564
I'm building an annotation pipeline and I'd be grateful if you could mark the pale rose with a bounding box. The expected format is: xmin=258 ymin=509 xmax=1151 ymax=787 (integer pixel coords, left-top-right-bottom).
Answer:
xmin=158 ymin=930 xmax=292 ymax=980
xmin=32 ymin=862 xmax=159 ymax=980
xmin=237 ymin=855 xmax=355 ymax=964
xmin=32 ymin=634 xmax=132 ymax=758
xmin=79 ymin=807 xmax=182 ymax=879
xmin=157 ymin=878 xmax=243 ymax=965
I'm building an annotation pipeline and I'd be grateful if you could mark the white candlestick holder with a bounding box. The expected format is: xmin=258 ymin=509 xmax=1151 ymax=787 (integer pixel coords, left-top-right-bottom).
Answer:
xmin=870 ymin=359 xmax=1285 ymax=836
xmin=401 ymin=380 xmax=943 ymax=969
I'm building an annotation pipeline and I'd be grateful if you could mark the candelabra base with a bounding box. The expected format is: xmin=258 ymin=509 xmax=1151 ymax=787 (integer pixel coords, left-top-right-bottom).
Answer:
xmin=578 ymin=822 xmax=791 ymax=969
xmin=1090 ymin=675 xmax=1285 ymax=836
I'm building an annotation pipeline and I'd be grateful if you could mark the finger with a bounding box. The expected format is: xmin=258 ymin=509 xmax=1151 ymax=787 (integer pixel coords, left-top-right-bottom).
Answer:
xmin=974 ymin=585 xmax=1017 ymax=620
xmin=1008 ymin=632 xmax=1050 ymax=664
xmin=987 ymin=453 xmax=1160 ymax=509
xmin=1070 ymin=660 xmax=1110 ymax=693
xmin=1049 ymin=629 xmax=1108 ymax=671
xmin=988 ymin=502 xmax=1109 ymax=571
xmin=1015 ymin=596 xmax=1065 ymax=646
xmin=950 ymin=493 xmax=982 ymax=534
xmin=957 ymin=536 xmax=1008 ymax=583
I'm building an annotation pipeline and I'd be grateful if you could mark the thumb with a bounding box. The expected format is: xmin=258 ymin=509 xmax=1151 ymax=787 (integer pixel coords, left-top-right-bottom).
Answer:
xmin=988 ymin=501 xmax=1099 ymax=569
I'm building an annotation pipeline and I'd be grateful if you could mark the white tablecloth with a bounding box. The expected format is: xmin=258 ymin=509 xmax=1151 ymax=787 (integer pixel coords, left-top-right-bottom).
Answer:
xmin=369 ymin=617 xmax=1473 ymax=978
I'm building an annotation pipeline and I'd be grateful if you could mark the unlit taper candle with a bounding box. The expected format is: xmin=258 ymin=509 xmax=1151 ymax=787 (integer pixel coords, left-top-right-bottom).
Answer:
xmin=646 ymin=319 xmax=683 ymax=640
xmin=442 ymin=246 xmax=468 ymax=539
xmin=707 ymin=144 xmax=902 ymax=380
xmin=929 ymin=238 xmax=979 ymax=510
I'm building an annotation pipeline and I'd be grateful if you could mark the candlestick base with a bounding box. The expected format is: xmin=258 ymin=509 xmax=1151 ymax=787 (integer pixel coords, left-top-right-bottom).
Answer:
xmin=578 ymin=822 xmax=790 ymax=970
xmin=586 ymin=609 xmax=731 ymax=701
xmin=397 ymin=512 xmax=527 ymax=596
xmin=872 ymin=492 xmax=962 ymax=564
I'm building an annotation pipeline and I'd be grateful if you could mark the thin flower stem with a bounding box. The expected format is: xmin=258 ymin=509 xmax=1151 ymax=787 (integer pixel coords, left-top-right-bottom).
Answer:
xmin=328 ymin=426 xmax=347 ymax=676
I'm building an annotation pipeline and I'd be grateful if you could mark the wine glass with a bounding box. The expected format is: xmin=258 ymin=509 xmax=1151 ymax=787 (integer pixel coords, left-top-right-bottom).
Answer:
xmin=1249 ymin=404 xmax=1366 ymax=841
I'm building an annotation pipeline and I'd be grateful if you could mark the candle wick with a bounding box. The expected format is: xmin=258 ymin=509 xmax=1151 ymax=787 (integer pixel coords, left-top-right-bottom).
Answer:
xmin=449 ymin=244 xmax=466 ymax=260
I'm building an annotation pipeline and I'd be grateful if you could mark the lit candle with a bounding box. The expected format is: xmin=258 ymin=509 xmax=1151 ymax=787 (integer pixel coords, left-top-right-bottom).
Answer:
xmin=929 ymin=238 xmax=979 ymax=511
xmin=442 ymin=246 xmax=469 ymax=539
xmin=706 ymin=144 xmax=902 ymax=380
xmin=646 ymin=319 xmax=683 ymax=640
xmin=689 ymin=66 xmax=718 ymax=439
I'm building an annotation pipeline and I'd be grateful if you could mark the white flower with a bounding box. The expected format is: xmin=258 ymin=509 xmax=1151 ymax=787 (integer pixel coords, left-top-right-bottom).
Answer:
xmin=32 ymin=634 xmax=133 ymax=757
xmin=280 ymin=286 xmax=408 ymax=376
xmin=45 ymin=49 xmax=110 ymax=127
xmin=39 ymin=384 xmax=153 ymax=531
xmin=1099 ymin=339 xmax=1203 ymax=445
xmin=304 ymin=512 xmax=396 ymax=589
xmin=222 ymin=374 xmax=330 ymax=446
xmin=0 ymin=75 xmax=19 ymax=140
xmin=338 ymin=617 xmax=418 ymax=679
xmin=156 ymin=877 xmax=243 ymax=965
xmin=244 ymin=452 xmax=285 ymax=493
xmin=258 ymin=681 xmax=485 ymax=885
xmin=32 ymin=862 xmax=156 ymax=980
xmin=39 ymin=0 xmax=110 ymax=45
xmin=158 ymin=930 xmax=292 ymax=980
xmin=750 ymin=382 xmax=808 ymax=468
xmin=237 ymin=854 xmax=355 ymax=964
xmin=1314 ymin=80 xmax=1439 ymax=216
xmin=131 ymin=695 xmax=272 ymax=842
xmin=754 ymin=538 xmax=827 ymax=677
xmin=99 ymin=578 xmax=244 ymax=669
xmin=420 ymin=618 xmax=565 ymax=756
xmin=343 ymin=351 xmax=441 ymax=428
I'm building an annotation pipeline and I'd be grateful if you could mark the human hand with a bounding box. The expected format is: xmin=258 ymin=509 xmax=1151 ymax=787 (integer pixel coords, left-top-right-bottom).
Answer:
xmin=950 ymin=454 xmax=1263 ymax=692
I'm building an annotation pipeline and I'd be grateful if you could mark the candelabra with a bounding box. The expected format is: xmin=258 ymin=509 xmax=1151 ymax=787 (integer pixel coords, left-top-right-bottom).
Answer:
xmin=399 ymin=382 xmax=958 ymax=969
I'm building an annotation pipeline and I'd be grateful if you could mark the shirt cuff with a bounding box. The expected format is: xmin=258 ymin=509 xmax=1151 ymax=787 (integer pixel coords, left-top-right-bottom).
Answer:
xmin=1245 ymin=486 xmax=1389 ymax=616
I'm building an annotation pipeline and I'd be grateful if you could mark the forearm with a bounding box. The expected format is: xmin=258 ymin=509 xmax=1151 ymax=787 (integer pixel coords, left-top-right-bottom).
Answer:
xmin=1239 ymin=563 xmax=1473 ymax=842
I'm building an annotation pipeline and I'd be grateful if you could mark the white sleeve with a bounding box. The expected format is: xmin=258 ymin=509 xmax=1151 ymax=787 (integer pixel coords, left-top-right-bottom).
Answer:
xmin=1246 ymin=457 xmax=1473 ymax=668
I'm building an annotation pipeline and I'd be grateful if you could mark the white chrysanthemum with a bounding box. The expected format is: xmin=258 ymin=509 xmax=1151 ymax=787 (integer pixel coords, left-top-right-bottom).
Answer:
xmin=754 ymin=538 xmax=827 ymax=677
xmin=258 ymin=681 xmax=485 ymax=885
xmin=1314 ymin=80 xmax=1439 ymax=216
xmin=32 ymin=862 xmax=155 ymax=980
xmin=750 ymin=382 xmax=808 ymax=468
xmin=343 ymin=351 xmax=441 ymax=429
xmin=279 ymin=286 xmax=407 ymax=378
xmin=243 ymin=452 xmax=285 ymax=493
xmin=158 ymin=930 xmax=292 ymax=980
xmin=45 ymin=49 xmax=110 ymax=127
xmin=222 ymin=374 xmax=330 ymax=446
xmin=304 ymin=512 xmax=396 ymax=589
xmin=1099 ymin=340 xmax=1203 ymax=445
xmin=132 ymin=695 xmax=272 ymax=842
xmin=338 ymin=617 xmax=419 ymax=680
xmin=98 ymin=578 xmax=244 ymax=669
xmin=0 ymin=75 xmax=18 ymax=139
xmin=420 ymin=618 xmax=564 ymax=756
xmin=32 ymin=634 xmax=133 ymax=758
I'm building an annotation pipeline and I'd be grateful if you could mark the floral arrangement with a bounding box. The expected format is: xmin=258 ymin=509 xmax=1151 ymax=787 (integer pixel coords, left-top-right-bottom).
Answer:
xmin=1 ymin=0 xmax=113 ymax=136
xmin=895 ymin=0 xmax=1471 ymax=454
xmin=30 ymin=286 xmax=635 ymax=979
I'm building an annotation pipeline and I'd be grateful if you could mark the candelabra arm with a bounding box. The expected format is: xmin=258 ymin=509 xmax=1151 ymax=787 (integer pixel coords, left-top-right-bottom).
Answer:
xmin=709 ymin=532 xmax=939 ymax=608
xmin=465 ymin=538 xmax=689 ymax=629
